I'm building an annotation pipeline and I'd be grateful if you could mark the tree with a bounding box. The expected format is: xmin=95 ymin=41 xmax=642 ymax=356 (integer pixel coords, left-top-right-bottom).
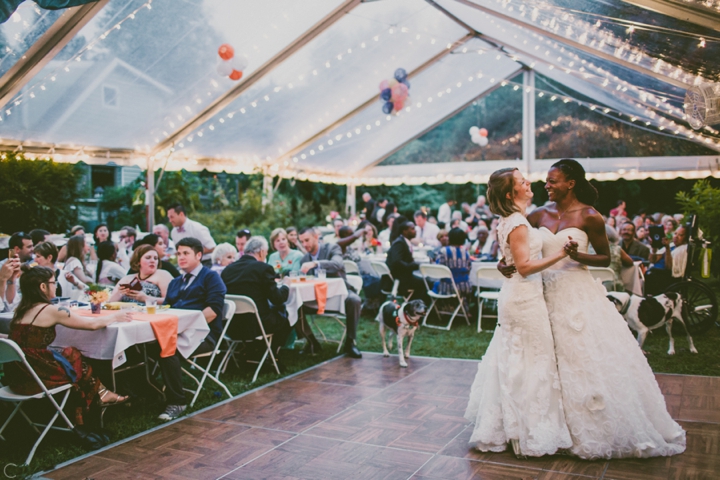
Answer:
xmin=0 ymin=153 xmax=81 ymax=233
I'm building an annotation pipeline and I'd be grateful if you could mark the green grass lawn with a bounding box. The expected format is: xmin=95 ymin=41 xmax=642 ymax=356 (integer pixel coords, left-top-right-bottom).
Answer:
xmin=1 ymin=298 xmax=719 ymax=478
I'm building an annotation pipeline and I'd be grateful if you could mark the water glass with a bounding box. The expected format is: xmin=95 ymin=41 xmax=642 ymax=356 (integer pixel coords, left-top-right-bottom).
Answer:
xmin=317 ymin=267 xmax=326 ymax=280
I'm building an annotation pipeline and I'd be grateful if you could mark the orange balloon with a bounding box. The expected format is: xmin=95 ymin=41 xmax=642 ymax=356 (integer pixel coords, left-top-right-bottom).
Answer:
xmin=218 ymin=43 xmax=234 ymax=61
xmin=479 ymin=128 xmax=488 ymax=137
xmin=229 ymin=69 xmax=243 ymax=81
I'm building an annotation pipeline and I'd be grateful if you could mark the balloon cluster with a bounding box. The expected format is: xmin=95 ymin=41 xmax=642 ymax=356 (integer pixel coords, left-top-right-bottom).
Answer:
xmin=216 ymin=43 xmax=248 ymax=81
xmin=379 ymin=68 xmax=410 ymax=114
xmin=469 ymin=126 xmax=489 ymax=147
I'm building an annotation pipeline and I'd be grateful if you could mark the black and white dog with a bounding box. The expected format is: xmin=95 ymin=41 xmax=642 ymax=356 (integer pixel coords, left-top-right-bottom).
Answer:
xmin=376 ymin=299 xmax=426 ymax=367
xmin=607 ymin=291 xmax=698 ymax=355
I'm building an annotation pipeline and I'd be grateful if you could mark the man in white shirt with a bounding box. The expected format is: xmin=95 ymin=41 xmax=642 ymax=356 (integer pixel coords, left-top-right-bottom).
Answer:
xmin=167 ymin=203 xmax=217 ymax=265
xmin=413 ymin=210 xmax=440 ymax=247
xmin=437 ymin=198 xmax=455 ymax=227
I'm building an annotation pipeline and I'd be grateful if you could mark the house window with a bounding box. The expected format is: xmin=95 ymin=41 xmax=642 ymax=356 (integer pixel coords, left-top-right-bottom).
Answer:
xmin=103 ymin=85 xmax=118 ymax=108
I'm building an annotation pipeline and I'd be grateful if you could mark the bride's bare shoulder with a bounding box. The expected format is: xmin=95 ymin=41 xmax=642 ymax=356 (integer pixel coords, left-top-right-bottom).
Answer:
xmin=528 ymin=204 xmax=553 ymax=226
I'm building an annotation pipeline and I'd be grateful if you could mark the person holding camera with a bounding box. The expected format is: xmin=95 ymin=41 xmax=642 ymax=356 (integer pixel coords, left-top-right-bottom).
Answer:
xmin=644 ymin=225 xmax=688 ymax=295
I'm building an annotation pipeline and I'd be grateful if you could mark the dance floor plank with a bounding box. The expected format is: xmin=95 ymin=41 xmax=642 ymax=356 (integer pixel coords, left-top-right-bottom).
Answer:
xmin=44 ymin=354 xmax=720 ymax=480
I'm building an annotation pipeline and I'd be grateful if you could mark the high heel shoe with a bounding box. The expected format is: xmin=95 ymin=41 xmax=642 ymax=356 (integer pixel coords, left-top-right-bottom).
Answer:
xmin=510 ymin=439 xmax=526 ymax=459
xmin=98 ymin=387 xmax=130 ymax=406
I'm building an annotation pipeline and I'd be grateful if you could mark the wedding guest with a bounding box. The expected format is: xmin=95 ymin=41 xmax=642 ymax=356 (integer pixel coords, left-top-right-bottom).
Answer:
xmin=131 ymin=234 xmax=180 ymax=278
xmin=0 ymin=257 xmax=20 ymax=312
xmin=59 ymin=236 xmax=94 ymax=299
xmin=413 ymin=210 xmax=440 ymax=247
xmin=323 ymin=218 xmax=345 ymax=244
xmin=95 ymin=241 xmax=126 ymax=286
xmin=610 ymin=200 xmax=627 ymax=218
xmin=210 ymin=242 xmax=238 ymax=274
xmin=34 ymin=241 xmax=61 ymax=295
xmin=156 ymin=237 xmax=226 ymax=421
xmin=58 ymin=225 xmax=92 ymax=262
xmin=437 ymin=197 xmax=455 ymax=227
xmin=298 ymin=227 xmax=362 ymax=358
xmin=386 ymin=216 xmax=428 ymax=303
xmin=268 ymin=228 xmax=303 ymax=276
xmin=93 ymin=224 xmax=110 ymax=245
xmin=381 ymin=202 xmax=398 ymax=230
xmin=434 ymin=227 xmax=472 ymax=299
xmin=620 ymin=222 xmax=650 ymax=261
xmin=235 ymin=229 xmax=251 ymax=258
xmin=222 ymin=236 xmax=291 ymax=349
xmin=153 ymin=224 xmax=176 ymax=258
xmin=168 ymin=203 xmax=216 ymax=264
xmin=378 ymin=213 xmax=399 ymax=248
xmin=5 ymin=265 xmax=131 ymax=425
xmin=115 ymin=226 xmax=137 ymax=270
xmin=286 ymin=227 xmax=304 ymax=253
xmin=109 ymin=244 xmax=172 ymax=304
xmin=362 ymin=192 xmax=375 ymax=218
xmin=29 ymin=229 xmax=51 ymax=246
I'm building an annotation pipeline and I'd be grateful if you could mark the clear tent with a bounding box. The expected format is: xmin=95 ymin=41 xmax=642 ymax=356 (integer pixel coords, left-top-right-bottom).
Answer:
xmin=0 ymin=0 xmax=718 ymax=185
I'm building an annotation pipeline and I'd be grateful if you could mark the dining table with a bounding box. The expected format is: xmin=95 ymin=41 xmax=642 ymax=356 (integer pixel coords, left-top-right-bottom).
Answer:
xmin=284 ymin=277 xmax=349 ymax=325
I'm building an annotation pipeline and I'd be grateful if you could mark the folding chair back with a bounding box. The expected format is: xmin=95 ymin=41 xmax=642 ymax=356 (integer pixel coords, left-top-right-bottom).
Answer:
xmin=0 ymin=339 xmax=75 ymax=467
xmin=418 ymin=265 xmax=470 ymax=330
xmin=223 ymin=294 xmax=280 ymax=383
xmin=343 ymin=260 xmax=360 ymax=275
xmin=345 ymin=275 xmax=363 ymax=294
xmin=419 ymin=264 xmax=453 ymax=281
xmin=370 ymin=261 xmax=392 ymax=280
xmin=588 ymin=267 xmax=616 ymax=285
xmin=475 ymin=265 xmax=505 ymax=332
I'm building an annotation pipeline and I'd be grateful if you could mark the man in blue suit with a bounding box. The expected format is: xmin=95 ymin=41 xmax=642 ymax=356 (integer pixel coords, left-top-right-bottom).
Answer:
xmin=157 ymin=237 xmax=226 ymax=421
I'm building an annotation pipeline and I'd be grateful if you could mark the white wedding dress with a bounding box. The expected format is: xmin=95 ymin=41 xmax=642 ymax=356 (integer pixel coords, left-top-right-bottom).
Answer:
xmin=540 ymin=226 xmax=686 ymax=460
xmin=465 ymin=213 xmax=572 ymax=456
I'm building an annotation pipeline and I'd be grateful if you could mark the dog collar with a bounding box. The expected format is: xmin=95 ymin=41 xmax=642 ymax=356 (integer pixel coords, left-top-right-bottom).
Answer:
xmin=395 ymin=305 xmax=419 ymax=328
xmin=618 ymin=296 xmax=631 ymax=316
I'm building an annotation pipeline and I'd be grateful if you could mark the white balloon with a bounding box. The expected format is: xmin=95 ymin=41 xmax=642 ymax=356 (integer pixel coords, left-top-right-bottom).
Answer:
xmin=478 ymin=136 xmax=489 ymax=147
xmin=469 ymin=126 xmax=479 ymax=136
xmin=216 ymin=60 xmax=233 ymax=76
xmin=471 ymin=134 xmax=481 ymax=144
xmin=231 ymin=54 xmax=249 ymax=71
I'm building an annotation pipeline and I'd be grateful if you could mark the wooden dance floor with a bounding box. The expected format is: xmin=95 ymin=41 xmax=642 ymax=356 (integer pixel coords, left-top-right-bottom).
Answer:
xmin=45 ymin=353 xmax=719 ymax=479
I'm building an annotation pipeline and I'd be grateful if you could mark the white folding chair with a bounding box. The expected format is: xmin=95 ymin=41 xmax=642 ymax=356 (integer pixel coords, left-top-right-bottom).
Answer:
xmin=589 ymin=267 xmax=618 ymax=292
xmin=475 ymin=265 xmax=505 ymax=332
xmin=370 ymin=261 xmax=406 ymax=299
xmin=419 ymin=264 xmax=470 ymax=330
xmin=343 ymin=260 xmax=360 ymax=275
xmin=0 ymin=339 xmax=75 ymax=467
xmin=181 ymin=300 xmax=236 ymax=407
xmin=218 ymin=295 xmax=280 ymax=383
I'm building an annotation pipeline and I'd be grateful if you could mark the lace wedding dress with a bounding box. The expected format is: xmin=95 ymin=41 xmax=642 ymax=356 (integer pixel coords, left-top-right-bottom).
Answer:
xmin=540 ymin=227 xmax=686 ymax=460
xmin=465 ymin=213 xmax=572 ymax=456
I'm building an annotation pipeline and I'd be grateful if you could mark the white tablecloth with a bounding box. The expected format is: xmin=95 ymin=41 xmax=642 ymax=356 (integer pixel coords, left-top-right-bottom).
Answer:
xmin=469 ymin=261 xmax=504 ymax=288
xmin=51 ymin=308 xmax=209 ymax=368
xmin=285 ymin=278 xmax=348 ymax=326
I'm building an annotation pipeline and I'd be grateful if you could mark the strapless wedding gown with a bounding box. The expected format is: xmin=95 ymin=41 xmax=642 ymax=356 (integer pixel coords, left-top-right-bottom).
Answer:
xmin=465 ymin=213 xmax=571 ymax=456
xmin=540 ymin=227 xmax=686 ymax=460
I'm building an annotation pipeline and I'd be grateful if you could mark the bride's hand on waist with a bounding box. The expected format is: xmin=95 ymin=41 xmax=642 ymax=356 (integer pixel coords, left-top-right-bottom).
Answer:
xmin=497 ymin=258 xmax=516 ymax=278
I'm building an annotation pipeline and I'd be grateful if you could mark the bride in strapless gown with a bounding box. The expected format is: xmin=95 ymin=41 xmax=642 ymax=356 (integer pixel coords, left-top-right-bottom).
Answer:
xmin=540 ymin=226 xmax=686 ymax=459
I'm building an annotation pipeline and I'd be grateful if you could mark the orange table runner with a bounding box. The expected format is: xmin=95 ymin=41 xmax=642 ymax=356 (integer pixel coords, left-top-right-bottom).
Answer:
xmin=314 ymin=282 xmax=328 ymax=314
xmin=131 ymin=313 xmax=179 ymax=358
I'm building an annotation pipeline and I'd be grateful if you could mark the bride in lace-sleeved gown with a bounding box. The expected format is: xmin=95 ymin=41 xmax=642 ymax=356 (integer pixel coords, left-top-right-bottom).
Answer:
xmin=527 ymin=159 xmax=685 ymax=460
xmin=465 ymin=169 xmax=572 ymax=457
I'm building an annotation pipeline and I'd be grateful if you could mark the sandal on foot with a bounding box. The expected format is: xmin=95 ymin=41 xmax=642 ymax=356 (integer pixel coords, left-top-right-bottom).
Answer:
xmin=98 ymin=387 xmax=129 ymax=406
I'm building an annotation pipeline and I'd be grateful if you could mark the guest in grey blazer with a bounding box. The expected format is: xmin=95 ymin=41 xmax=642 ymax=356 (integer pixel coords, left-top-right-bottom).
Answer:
xmin=297 ymin=227 xmax=362 ymax=358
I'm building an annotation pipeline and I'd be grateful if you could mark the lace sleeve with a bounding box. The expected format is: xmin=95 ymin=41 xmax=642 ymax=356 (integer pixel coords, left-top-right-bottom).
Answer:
xmin=497 ymin=213 xmax=529 ymax=259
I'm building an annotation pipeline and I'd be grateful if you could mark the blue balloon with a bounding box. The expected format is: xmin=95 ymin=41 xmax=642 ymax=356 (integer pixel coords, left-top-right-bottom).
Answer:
xmin=401 ymin=79 xmax=410 ymax=89
xmin=382 ymin=101 xmax=394 ymax=114
xmin=394 ymin=68 xmax=407 ymax=82
xmin=380 ymin=88 xmax=392 ymax=102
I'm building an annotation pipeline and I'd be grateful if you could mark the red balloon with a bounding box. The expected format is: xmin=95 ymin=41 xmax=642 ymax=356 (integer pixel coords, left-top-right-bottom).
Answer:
xmin=393 ymin=99 xmax=404 ymax=111
xmin=229 ymin=69 xmax=243 ymax=81
xmin=479 ymin=128 xmax=488 ymax=137
xmin=218 ymin=43 xmax=234 ymax=61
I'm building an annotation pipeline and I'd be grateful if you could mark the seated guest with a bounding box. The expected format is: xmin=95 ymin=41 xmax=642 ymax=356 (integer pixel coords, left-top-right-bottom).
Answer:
xmin=323 ymin=218 xmax=345 ymax=244
xmin=222 ymin=236 xmax=291 ymax=348
xmin=386 ymin=216 xmax=428 ymax=303
xmin=29 ymin=229 xmax=51 ymax=247
xmin=235 ymin=229 xmax=251 ymax=259
xmin=34 ymin=241 xmax=62 ymax=295
xmin=95 ymin=241 xmax=126 ymax=286
xmin=378 ymin=213 xmax=399 ymax=248
xmin=153 ymin=223 xmax=176 ymax=259
xmin=1 ymin=232 xmax=33 ymax=309
xmin=156 ymin=237 xmax=227 ymax=421
xmin=109 ymin=244 xmax=172 ymax=304
xmin=268 ymin=228 xmax=303 ymax=276
xmin=413 ymin=210 xmax=440 ymax=247
xmin=116 ymin=226 xmax=137 ymax=270
xmin=5 ymin=265 xmax=130 ymax=426
xmin=298 ymin=227 xmax=362 ymax=358
xmin=610 ymin=200 xmax=627 ymax=218
xmin=337 ymin=226 xmax=382 ymax=305
xmin=434 ymin=228 xmax=472 ymax=298
xmin=58 ymin=225 xmax=92 ymax=262
xmin=210 ymin=242 xmax=238 ymax=274
xmin=0 ymin=257 xmax=20 ymax=313
xmin=637 ymin=225 xmax=651 ymax=246
xmin=645 ymin=225 xmax=688 ymax=295
xmin=286 ymin=226 xmax=305 ymax=253
xmin=93 ymin=223 xmax=110 ymax=246
xmin=59 ymin=236 xmax=94 ymax=299
xmin=620 ymin=222 xmax=650 ymax=261
xmin=131 ymin=234 xmax=180 ymax=278
xmin=168 ymin=204 xmax=217 ymax=265
xmin=428 ymin=229 xmax=449 ymax=262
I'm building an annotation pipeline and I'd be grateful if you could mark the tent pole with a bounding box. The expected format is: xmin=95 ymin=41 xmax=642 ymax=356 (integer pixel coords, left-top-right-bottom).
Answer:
xmin=346 ymin=183 xmax=356 ymax=218
xmin=619 ymin=0 xmax=720 ymax=32
xmin=0 ymin=1 xmax=110 ymax=111
xmin=146 ymin=156 xmax=155 ymax=233
xmin=262 ymin=172 xmax=273 ymax=209
xmin=522 ymin=69 xmax=536 ymax=177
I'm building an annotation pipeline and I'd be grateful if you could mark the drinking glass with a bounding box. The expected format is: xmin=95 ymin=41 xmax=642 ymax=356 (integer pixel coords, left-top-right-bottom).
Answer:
xmin=316 ymin=267 xmax=326 ymax=280
xmin=146 ymin=298 xmax=157 ymax=315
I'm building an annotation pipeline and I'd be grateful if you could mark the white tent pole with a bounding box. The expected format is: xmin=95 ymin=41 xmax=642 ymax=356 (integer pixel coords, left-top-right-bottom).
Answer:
xmin=262 ymin=171 xmax=273 ymax=209
xmin=522 ymin=69 xmax=536 ymax=176
xmin=346 ymin=183 xmax=356 ymax=218
xmin=146 ymin=156 xmax=155 ymax=233
xmin=0 ymin=0 xmax=110 ymax=111
xmin=620 ymin=0 xmax=720 ymax=32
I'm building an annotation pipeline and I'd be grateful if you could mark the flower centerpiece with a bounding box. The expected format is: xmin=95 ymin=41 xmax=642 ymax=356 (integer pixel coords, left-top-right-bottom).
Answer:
xmin=86 ymin=283 xmax=109 ymax=314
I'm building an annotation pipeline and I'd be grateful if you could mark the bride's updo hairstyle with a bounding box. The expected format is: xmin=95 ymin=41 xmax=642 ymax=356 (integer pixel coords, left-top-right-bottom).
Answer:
xmin=487 ymin=167 xmax=520 ymax=217
xmin=551 ymin=159 xmax=598 ymax=206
